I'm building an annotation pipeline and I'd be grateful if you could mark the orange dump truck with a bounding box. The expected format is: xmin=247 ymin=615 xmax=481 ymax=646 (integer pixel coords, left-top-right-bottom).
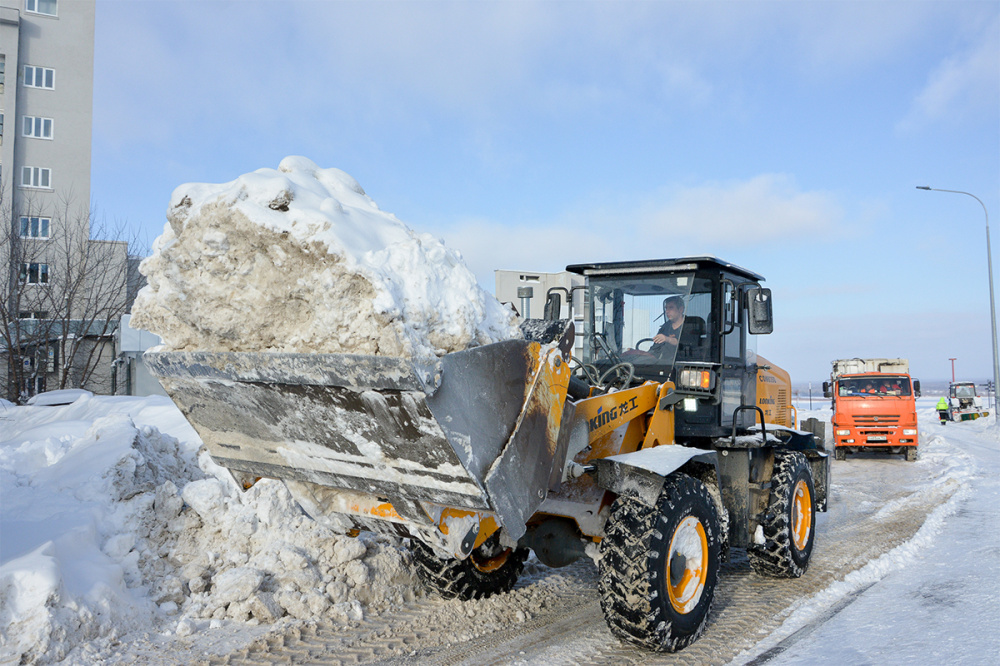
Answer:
xmin=822 ymin=358 xmax=921 ymax=462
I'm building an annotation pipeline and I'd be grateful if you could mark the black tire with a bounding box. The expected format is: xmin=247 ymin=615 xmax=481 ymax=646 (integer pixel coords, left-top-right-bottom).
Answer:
xmin=905 ymin=446 xmax=919 ymax=462
xmin=834 ymin=447 xmax=847 ymax=461
xmin=598 ymin=474 xmax=722 ymax=652
xmin=411 ymin=532 xmax=528 ymax=601
xmin=748 ymin=451 xmax=816 ymax=578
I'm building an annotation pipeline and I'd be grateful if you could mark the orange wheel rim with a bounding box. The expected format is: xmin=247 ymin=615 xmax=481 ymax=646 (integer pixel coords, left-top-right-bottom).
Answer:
xmin=791 ymin=480 xmax=813 ymax=552
xmin=666 ymin=516 xmax=709 ymax=614
xmin=471 ymin=548 xmax=511 ymax=573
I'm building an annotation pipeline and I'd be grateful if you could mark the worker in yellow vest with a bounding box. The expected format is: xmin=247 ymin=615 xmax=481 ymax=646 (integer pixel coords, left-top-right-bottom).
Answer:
xmin=936 ymin=396 xmax=950 ymax=424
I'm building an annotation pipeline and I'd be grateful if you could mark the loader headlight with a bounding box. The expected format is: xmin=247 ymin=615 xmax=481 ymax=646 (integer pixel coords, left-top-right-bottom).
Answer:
xmin=836 ymin=429 xmax=850 ymax=436
xmin=903 ymin=429 xmax=917 ymax=435
xmin=678 ymin=368 xmax=715 ymax=391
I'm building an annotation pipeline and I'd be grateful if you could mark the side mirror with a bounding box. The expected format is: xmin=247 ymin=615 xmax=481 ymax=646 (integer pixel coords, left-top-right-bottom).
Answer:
xmin=913 ymin=379 xmax=921 ymax=397
xmin=544 ymin=292 xmax=562 ymax=321
xmin=822 ymin=381 xmax=831 ymax=398
xmin=746 ymin=286 xmax=773 ymax=335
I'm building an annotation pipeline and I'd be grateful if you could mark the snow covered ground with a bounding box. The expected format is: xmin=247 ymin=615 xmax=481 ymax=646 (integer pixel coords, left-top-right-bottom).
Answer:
xmin=0 ymin=395 xmax=416 ymax=665
xmin=1 ymin=394 xmax=998 ymax=664
xmin=736 ymin=397 xmax=1000 ymax=665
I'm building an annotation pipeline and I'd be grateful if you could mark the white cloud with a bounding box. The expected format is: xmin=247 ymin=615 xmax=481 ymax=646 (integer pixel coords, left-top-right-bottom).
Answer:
xmin=440 ymin=174 xmax=841 ymax=290
xmin=639 ymin=174 xmax=840 ymax=243
xmin=898 ymin=17 xmax=1000 ymax=132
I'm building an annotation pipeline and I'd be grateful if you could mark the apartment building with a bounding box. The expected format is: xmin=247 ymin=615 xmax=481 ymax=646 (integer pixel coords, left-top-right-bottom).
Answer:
xmin=0 ymin=0 xmax=130 ymax=401
xmin=1 ymin=0 xmax=94 ymax=216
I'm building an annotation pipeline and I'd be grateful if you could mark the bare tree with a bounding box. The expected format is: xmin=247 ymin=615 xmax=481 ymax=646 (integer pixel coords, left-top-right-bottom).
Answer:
xmin=2 ymin=182 xmax=144 ymax=402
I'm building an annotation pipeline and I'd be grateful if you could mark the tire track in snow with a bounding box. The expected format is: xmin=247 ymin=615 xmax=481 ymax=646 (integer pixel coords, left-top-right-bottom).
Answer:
xmin=208 ymin=433 xmax=967 ymax=666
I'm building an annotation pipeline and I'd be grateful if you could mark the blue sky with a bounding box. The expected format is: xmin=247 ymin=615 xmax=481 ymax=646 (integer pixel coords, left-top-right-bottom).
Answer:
xmin=90 ymin=0 xmax=1000 ymax=383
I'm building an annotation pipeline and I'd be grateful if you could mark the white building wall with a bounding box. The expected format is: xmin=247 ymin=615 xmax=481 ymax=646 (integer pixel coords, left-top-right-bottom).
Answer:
xmin=495 ymin=269 xmax=587 ymax=359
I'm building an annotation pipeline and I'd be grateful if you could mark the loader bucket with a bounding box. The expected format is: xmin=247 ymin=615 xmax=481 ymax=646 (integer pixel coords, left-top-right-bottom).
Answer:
xmin=145 ymin=334 xmax=572 ymax=541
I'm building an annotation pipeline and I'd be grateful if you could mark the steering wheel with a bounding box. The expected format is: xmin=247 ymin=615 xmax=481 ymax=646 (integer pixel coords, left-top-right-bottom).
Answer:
xmin=636 ymin=338 xmax=656 ymax=352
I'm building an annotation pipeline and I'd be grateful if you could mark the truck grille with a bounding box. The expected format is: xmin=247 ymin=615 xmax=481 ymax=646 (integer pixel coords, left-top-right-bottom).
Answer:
xmin=854 ymin=415 xmax=899 ymax=424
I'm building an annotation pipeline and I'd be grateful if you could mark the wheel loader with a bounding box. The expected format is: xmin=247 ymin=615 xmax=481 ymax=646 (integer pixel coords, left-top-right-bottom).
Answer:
xmin=146 ymin=256 xmax=829 ymax=653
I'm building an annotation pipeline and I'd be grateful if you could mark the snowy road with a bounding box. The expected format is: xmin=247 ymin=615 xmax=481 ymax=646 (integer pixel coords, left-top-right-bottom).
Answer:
xmin=4 ymin=397 xmax=997 ymax=665
xmin=176 ymin=401 xmax=992 ymax=666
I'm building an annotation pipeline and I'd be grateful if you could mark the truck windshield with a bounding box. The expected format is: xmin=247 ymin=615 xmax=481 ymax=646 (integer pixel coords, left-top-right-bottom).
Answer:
xmin=838 ymin=376 xmax=911 ymax=397
xmin=951 ymin=384 xmax=976 ymax=398
xmin=583 ymin=272 xmax=712 ymax=379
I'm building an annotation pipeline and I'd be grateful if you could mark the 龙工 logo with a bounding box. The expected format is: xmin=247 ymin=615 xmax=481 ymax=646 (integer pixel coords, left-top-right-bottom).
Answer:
xmin=588 ymin=396 xmax=640 ymax=432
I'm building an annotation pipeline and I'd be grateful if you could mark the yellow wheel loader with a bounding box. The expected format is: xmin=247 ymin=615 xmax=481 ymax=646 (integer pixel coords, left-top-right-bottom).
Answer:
xmin=147 ymin=256 xmax=829 ymax=653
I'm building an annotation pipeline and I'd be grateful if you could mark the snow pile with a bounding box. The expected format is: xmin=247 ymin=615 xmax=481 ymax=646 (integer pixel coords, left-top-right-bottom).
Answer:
xmin=0 ymin=396 xmax=417 ymax=665
xmin=131 ymin=156 xmax=520 ymax=361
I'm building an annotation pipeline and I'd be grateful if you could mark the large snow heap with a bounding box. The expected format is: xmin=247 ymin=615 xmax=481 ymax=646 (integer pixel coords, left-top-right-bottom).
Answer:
xmin=131 ymin=156 xmax=520 ymax=359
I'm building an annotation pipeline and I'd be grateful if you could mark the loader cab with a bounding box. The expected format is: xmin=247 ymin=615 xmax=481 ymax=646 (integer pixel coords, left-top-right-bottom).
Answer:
xmin=565 ymin=256 xmax=772 ymax=439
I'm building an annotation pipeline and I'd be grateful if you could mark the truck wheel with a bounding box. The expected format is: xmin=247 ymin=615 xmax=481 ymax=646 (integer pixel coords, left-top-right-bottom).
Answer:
xmin=598 ymin=474 xmax=722 ymax=652
xmin=905 ymin=446 xmax=919 ymax=462
xmin=411 ymin=532 xmax=527 ymax=601
xmin=748 ymin=451 xmax=816 ymax=578
xmin=834 ymin=447 xmax=847 ymax=461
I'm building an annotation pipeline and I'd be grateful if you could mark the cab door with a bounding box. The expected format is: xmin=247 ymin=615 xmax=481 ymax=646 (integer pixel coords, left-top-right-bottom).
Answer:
xmin=720 ymin=277 xmax=755 ymax=430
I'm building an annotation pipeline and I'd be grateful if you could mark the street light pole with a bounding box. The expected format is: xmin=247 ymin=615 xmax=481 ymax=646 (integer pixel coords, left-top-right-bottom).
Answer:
xmin=949 ymin=357 xmax=956 ymax=383
xmin=917 ymin=186 xmax=1000 ymax=433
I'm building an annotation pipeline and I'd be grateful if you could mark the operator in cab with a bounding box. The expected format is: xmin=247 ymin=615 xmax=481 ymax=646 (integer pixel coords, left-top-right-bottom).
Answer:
xmin=649 ymin=296 xmax=706 ymax=360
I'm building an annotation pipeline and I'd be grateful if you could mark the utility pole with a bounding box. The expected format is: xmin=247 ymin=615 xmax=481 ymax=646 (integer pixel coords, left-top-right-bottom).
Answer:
xmin=917 ymin=187 xmax=1000 ymax=434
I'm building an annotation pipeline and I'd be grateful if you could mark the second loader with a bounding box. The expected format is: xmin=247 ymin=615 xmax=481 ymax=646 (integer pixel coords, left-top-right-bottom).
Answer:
xmin=147 ymin=256 xmax=829 ymax=652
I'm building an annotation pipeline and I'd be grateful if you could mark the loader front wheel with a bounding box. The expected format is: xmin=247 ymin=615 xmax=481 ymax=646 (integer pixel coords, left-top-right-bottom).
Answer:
xmin=598 ymin=473 xmax=722 ymax=652
xmin=748 ymin=451 xmax=816 ymax=578
xmin=411 ymin=533 xmax=527 ymax=601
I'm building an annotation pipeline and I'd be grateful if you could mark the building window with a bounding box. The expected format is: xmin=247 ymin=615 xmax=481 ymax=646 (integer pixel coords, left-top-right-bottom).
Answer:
xmin=20 ymin=166 xmax=52 ymax=189
xmin=20 ymin=216 xmax=51 ymax=239
xmin=18 ymin=310 xmax=49 ymax=319
xmin=23 ymin=65 xmax=55 ymax=90
xmin=22 ymin=116 xmax=53 ymax=139
xmin=25 ymin=0 xmax=57 ymax=17
xmin=20 ymin=263 xmax=50 ymax=284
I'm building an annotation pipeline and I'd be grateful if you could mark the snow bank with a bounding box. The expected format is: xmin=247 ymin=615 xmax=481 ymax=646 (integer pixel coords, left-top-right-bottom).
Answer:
xmin=131 ymin=156 xmax=520 ymax=360
xmin=0 ymin=397 xmax=417 ymax=665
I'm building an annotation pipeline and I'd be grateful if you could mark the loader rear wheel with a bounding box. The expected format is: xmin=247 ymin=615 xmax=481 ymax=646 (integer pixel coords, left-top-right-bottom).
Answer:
xmin=411 ymin=533 xmax=527 ymax=601
xmin=598 ymin=473 xmax=722 ymax=653
xmin=748 ymin=451 xmax=816 ymax=578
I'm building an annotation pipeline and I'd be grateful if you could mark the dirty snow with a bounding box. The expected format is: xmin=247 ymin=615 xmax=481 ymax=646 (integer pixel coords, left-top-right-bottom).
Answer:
xmin=0 ymin=395 xmax=416 ymax=665
xmin=130 ymin=156 xmax=520 ymax=362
